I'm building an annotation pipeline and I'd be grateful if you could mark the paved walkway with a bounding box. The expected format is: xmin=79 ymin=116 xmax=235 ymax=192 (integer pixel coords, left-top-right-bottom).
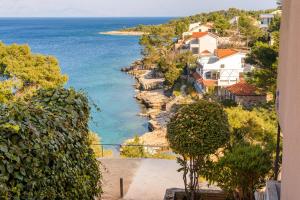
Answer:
xmin=123 ymin=159 xmax=184 ymax=200
xmin=99 ymin=158 xmax=184 ymax=200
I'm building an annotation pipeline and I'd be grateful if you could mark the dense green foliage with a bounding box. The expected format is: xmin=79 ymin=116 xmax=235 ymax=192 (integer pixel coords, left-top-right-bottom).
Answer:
xmin=121 ymin=136 xmax=175 ymax=159
xmin=208 ymin=144 xmax=273 ymax=200
xmin=246 ymin=38 xmax=279 ymax=96
xmin=0 ymin=42 xmax=68 ymax=103
xmin=204 ymin=106 xmax=278 ymax=200
xmin=213 ymin=15 xmax=231 ymax=36
xmin=167 ymin=100 xmax=230 ymax=156
xmin=125 ymin=8 xmax=275 ymax=36
xmin=121 ymin=136 xmax=146 ymax=158
xmin=158 ymin=52 xmax=196 ymax=86
xmin=167 ymin=100 xmax=229 ymax=200
xmin=139 ymin=26 xmax=175 ymax=69
xmin=0 ymin=88 xmax=102 ymax=199
xmin=89 ymin=132 xmax=113 ymax=158
xmin=225 ymin=106 xmax=277 ymax=149
xmin=246 ymin=14 xmax=280 ymax=96
xmin=237 ymin=15 xmax=264 ymax=46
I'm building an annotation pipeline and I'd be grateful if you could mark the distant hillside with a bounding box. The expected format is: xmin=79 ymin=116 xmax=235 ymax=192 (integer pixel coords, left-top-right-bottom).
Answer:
xmin=122 ymin=8 xmax=276 ymax=35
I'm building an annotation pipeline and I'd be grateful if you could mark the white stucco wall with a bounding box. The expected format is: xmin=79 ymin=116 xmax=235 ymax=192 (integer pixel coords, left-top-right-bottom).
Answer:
xmin=197 ymin=53 xmax=246 ymax=86
xmin=198 ymin=35 xmax=218 ymax=54
xmin=188 ymin=35 xmax=217 ymax=55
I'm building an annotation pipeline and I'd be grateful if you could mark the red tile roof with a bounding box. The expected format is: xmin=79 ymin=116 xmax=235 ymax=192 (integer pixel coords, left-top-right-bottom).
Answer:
xmin=226 ymin=81 xmax=264 ymax=96
xmin=192 ymin=32 xmax=208 ymax=38
xmin=192 ymin=72 xmax=217 ymax=87
xmin=201 ymin=50 xmax=212 ymax=54
xmin=215 ymin=49 xmax=238 ymax=59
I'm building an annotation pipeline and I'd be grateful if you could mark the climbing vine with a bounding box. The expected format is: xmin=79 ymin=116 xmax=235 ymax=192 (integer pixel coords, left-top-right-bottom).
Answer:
xmin=0 ymin=88 xmax=102 ymax=199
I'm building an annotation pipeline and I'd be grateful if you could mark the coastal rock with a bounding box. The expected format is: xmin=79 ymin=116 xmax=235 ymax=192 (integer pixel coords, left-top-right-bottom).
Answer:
xmin=139 ymin=128 xmax=168 ymax=146
xmin=136 ymin=89 xmax=169 ymax=109
xmin=135 ymin=70 xmax=164 ymax=91
xmin=148 ymin=119 xmax=161 ymax=131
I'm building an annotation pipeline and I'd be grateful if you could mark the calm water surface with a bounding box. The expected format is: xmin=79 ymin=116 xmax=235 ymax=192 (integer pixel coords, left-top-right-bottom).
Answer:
xmin=0 ymin=17 xmax=172 ymax=143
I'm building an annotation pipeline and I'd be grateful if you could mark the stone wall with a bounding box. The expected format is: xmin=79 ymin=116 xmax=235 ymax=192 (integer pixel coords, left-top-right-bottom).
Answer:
xmin=235 ymin=95 xmax=267 ymax=107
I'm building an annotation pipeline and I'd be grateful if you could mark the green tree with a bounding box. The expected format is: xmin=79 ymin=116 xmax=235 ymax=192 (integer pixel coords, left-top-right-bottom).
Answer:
xmin=246 ymin=41 xmax=279 ymax=96
xmin=139 ymin=26 xmax=175 ymax=68
xmin=167 ymin=100 xmax=230 ymax=200
xmin=213 ymin=15 xmax=231 ymax=36
xmin=175 ymin=20 xmax=189 ymax=38
xmin=0 ymin=42 xmax=68 ymax=103
xmin=204 ymin=107 xmax=278 ymax=199
xmin=269 ymin=15 xmax=281 ymax=32
xmin=0 ymin=88 xmax=102 ymax=199
xmin=225 ymin=106 xmax=277 ymax=150
xmin=238 ymin=15 xmax=264 ymax=46
xmin=207 ymin=144 xmax=273 ymax=200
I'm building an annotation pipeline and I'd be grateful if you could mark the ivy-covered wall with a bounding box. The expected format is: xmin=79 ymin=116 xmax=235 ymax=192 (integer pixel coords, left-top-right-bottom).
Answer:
xmin=0 ymin=88 xmax=102 ymax=199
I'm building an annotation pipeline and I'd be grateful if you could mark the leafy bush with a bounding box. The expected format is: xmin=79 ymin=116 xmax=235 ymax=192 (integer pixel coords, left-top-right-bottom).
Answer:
xmin=121 ymin=136 xmax=146 ymax=158
xmin=206 ymin=144 xmax=273 ymax=200
xmin=167 ymin=100 xmax=230 ymax=200
xmin=121 ymin=136 xmax=175 ymax=159
xmin=225 ymin=106 xmax=277 ymax=150
xmin=0 ymin=88 xmax=102 ymax=199
xmin=221 ymin=99 xmax=238 ymax=108
xmin=89 ymin=132 xmax=113 ymax=158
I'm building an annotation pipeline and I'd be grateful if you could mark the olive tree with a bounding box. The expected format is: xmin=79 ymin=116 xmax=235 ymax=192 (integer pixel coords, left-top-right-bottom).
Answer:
xmin=167 ymin=100 xmax=230 ymax=200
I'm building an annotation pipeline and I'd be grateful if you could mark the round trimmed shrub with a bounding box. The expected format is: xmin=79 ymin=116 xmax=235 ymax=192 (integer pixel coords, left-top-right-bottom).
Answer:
xmin=167 ymin=100 xmax=230 ymax=156
xmin=167 ymin=100 xmax=230 ymax=200
xmin=0 ymin=88 xmax=102 ymax=199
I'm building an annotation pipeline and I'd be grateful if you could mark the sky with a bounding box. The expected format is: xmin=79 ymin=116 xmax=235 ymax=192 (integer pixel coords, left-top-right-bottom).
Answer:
xmin=0 ymin=0 xmax=277 ymax=17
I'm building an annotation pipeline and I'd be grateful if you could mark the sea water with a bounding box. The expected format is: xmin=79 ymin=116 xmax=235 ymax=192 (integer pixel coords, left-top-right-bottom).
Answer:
xmin=0 ymin=17 xmax=172 ymax=144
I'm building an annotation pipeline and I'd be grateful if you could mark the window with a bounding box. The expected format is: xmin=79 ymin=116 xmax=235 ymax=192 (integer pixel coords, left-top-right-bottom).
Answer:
xmin=205 ymin=72 xmax=212 ymax=79
xmin=192 ymin=47 xmax=199 ymax=55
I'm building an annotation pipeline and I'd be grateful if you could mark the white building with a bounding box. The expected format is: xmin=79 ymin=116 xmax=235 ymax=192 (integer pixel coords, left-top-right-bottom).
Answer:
xmin=260 ymin=14 xmax=274 ymax=28
xmin=182 ymin=23 xmax=214 ymax=38
xmin=194 ymin=49 xmax=250 ymax=93
xmin=184 ymin=32 xmax=218 ymax=56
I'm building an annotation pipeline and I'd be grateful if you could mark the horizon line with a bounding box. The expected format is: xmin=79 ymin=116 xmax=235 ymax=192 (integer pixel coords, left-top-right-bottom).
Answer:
xmin=0 ymin=16 xmax=180 ymax=18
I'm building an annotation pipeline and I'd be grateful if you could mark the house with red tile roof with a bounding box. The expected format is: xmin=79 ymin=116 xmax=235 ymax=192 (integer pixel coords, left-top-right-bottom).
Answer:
xmin=182 ymin=32 xmax=218 ymax=56
xmin=194 ymin=48 xmax=251 ymax=93
xmin=192 ymin=72 xmax=217 ymax=93
xmin=182 ymin=22 xmax=215 ymax=38
xmin=222 ymin=81 xmax=266 ymax=107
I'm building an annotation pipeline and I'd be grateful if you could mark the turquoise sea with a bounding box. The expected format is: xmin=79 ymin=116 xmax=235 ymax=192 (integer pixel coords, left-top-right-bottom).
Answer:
xmin=0 ymin=18 xmax=172 ymax=144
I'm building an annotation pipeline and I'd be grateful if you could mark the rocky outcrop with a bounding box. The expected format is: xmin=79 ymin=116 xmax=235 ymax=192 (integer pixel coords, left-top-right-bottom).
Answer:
xmin=122 ymin=63 xmax=195 ymax=147
xmin=135 ymin=70 xmax=164 ymax=91
xmin=135 ymin=89 xmax=169 ymax=109
xmin=138 ymin=128 xmax=168 ymax=146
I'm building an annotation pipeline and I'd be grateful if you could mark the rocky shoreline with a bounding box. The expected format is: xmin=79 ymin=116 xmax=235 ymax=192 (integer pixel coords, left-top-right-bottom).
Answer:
xmin=122 ymin=62 xmax=194 ymax=146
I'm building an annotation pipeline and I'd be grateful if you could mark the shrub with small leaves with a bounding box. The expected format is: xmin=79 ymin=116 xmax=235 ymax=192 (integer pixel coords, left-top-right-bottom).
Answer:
xmin=206 ymin=144 xmax=273 ymax=200
xmin=0 ymin=88 xmax=102 ymax=199
xmin=167 ymin=100 xmax=230 ymax=200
